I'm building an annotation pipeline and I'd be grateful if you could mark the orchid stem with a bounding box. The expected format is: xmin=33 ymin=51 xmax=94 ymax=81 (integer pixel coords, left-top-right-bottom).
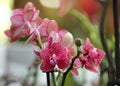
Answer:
xmin=113 ymin=0 xmax=120 ymax=80
xmin=51 ymin=72 xmax=57 ymax=86
xmin=98 ymin=0 xmax=115 ymax=84
xmin=61 ymin=50 xmax=80 ymax=86
xmin=56 ymin=71 xmax=61 ymax=80
xmin=37 ymin=37 xmax=42 ymax=49
xmin=46 ymin=72 xmax=50 ymax=86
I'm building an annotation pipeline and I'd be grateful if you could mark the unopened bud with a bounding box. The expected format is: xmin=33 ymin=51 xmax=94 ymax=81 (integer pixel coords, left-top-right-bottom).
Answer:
xmin=75 ymin=38 xmax=81 ymax=47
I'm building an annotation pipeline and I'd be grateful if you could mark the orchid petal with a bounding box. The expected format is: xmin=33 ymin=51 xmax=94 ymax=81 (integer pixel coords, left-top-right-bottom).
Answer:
xmin=4 ymin=30 xmax=12 ymax=37
xmin=58 ymin=30 xmax=67 ymax=40
xmin=40 ymin=61 xmax=55 ymax=72
xmin=24 ymin=2 xmax=34 ymax=11
xmin=13 ymin=9 xmax=23 ymax=15
xmin=61 ymin=32 xmax=73 ymax=48
xmin=40 ymin=49 xmax=51 ymax=61
xmin=34 ymin=49 xmax=40 ymax=56
xmin=38 ymin=18 xmax=50 ymax=37
xmin=47 ymin=20 xmax=58 ymax=34
xmin=32 ymin=10 xmax=40 ymax=20
xmin=24 ymin=10 xmax=34 ymax=21
xmin=49 ymin=31 xmax=60 ymax=42
xmin=71 ymin=69 xmax=79 ymax=76
xmin=11 ymin=15 xmax=24 ymax=27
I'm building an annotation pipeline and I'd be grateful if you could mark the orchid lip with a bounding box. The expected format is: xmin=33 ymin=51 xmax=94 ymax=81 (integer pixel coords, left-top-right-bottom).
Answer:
xmin=50 ymin=54 xmax=57 ymax=65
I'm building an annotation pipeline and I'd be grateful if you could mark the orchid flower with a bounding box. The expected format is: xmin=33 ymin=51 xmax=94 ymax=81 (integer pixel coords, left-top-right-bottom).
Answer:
xmin=4 ymin=2 xmax=39 ymax=42
xmin=71 ymin=38 xmax=105 ymax=75
xmin=80 ymin=38 xmax=105 ymax=72
xmin=34 ymin=29 xmax=76 ymax=72
xmin=35 ymin=37 xmax=71 ymax=72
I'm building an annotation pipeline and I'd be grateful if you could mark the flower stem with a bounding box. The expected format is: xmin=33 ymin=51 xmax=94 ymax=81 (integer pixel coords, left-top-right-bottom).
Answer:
xmin=113 ymin=0 xmax=120 ymax=79
xmin=37 ymin=37 xmax=42 ymax=49
xmin=51 ymin=72 xmax=57 ymax=86
xmin=98 ymin=0 xmax=115 ymax=83
xmin=56 ymin=71 xmax=61 ymax=80
xmin=46 ymin=72 xmax=50 ymax=86
xmin=61 ymin=50 xmax=80 ymax=86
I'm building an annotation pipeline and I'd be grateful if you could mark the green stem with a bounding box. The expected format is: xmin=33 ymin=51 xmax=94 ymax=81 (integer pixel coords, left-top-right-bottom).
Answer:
xmin=37 ymin=37 xmax=42 ymax=49
xmin=56 ymin=71 xmax=61 ymax=80
xmin=51 ymin=72 xmax=57 ymax=86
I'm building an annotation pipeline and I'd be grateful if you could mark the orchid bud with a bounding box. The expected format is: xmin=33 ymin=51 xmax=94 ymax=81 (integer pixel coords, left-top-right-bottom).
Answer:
xmin=75 ymin=38 xmax=81 ymax=47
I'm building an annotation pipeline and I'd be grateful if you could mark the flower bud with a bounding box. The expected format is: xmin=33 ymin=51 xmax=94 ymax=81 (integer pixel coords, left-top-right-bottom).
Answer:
xmin=75 ymin=38 xmax=81 ymax=47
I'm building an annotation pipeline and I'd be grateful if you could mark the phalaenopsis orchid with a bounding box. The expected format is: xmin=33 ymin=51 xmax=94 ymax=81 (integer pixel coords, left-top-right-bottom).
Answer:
xmin=4 ymin=2 xmax=105 ymax=86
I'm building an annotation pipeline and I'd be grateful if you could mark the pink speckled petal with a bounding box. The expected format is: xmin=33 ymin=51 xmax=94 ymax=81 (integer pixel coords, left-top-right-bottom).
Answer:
xmin=32 ymin=10 xmax=40 ymax=20
xmin=40 ymin=61 xmax=55 ymax=72
xmin=13 ymin=9 xmax=23 ymax=15
xmin=71 ymin=69 xmax=79 ymax=76
xmin=40 ymin=49 xmax=51 ymax=61
xmin=11 ymin=15 xmax=24 ymax=27
xmin=24 ymin=2 xmax=34 ymax=11
xmin=57 ymin=51 xmax=69 ymax=69
xmin=4 ymin=30 xmax=12 ymax=38
xmin=34 ymin=49 xmax=40 ymax=57
xmin=58 ymin=30 xmax=67 ymax=40
xmin=24 ymin=10 xmax=34 ymax=21
xmin=84 ymin=38 xmax=94 ymax=50
xmin=38 ymin=18 xmax=50 ymax=37
xmin=47 ymin=20 xmax=58 ymax=34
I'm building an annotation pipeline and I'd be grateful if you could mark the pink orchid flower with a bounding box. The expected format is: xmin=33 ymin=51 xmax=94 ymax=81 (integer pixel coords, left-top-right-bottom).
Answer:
xmin=35 ymin=37 xmax=70 ymax=72
xmin=4 ymin=2 xmax=39 ymax=42
xmin=72 ymin=38 xmax=105 ymax=75
xmin=80 ymin=38 xmax=105 ymax=72
xmin=34 ymin=30 xmax=76 ymax=72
